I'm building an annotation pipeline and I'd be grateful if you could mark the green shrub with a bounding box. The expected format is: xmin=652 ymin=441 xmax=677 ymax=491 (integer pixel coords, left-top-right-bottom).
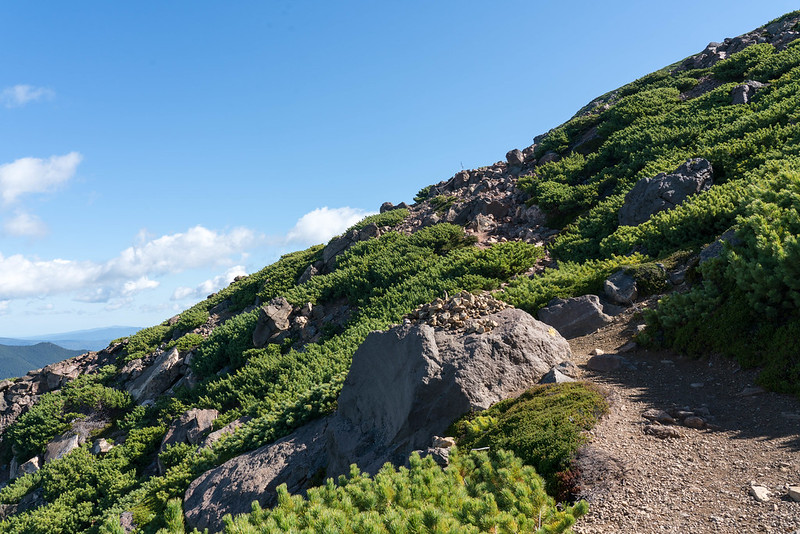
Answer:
xmin=449 ymin=382 xmax=608 ymax=498
xmin=429 ymin=195 xmax=458 ymax=213
xmin=713 ymin=43 xmax=775 ymax=81
xmin=346 ymin=209 xmax=409 ymax=233
xmin=174 ymin=308 xmax=209 ymax=333
xmin=221 ymin=449 xmax=587 ymax=534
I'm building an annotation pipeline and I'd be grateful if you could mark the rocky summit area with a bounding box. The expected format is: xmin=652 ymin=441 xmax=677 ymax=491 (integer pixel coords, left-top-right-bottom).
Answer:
xmin=1 ymin=10 xmax=800 ymax=534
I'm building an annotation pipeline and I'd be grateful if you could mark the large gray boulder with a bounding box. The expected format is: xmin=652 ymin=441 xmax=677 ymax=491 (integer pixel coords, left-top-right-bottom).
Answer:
xmin=184 ymin=418 xmax=329 ymax=532
xmin=538 ymin=295 xmax=614 ymax=339
xmin=618 ymin=159 xmax=713 ymax=227
xmin=125 ymin=347 xmax=183 ymax=403
xmin=604 ymin=271 xmax=638 ymax=305
xmin=184 ymin=307 xmax=570 ymax=532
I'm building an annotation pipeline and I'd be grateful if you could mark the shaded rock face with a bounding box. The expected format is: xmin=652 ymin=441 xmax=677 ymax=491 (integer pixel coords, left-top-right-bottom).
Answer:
xmin=604 ymin=271 xmax=638 ymax=306
xmin=125 ymin=347 xmax=183 ymax=403
xmin=184 ymin=307 xmax=570 ymax=532
xmin=618 ymin=159 xmax=713 ymax=227
xmin=252 ymin=297 xmax=293 ymax=347
xmin=158 ymin=408 xmax=218 ymax=474
xmin=538 ymin=295 xmax=613 ymax=339
xmin=183 ymin=417 xmax=329 ymax=532
xmin=732 ymin=80 xmax=767 ymax=105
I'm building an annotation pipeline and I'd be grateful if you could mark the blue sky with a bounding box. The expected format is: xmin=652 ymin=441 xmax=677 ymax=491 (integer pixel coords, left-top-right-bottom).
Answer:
xmin=0 ymin=1 xmax=796 ymax=336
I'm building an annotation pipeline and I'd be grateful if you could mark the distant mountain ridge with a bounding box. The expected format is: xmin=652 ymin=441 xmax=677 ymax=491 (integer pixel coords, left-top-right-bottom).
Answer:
xmin=0 ymin=325 xmax=142 ymax=352
xmin=0 ymin=343 xmax=85 ymax=380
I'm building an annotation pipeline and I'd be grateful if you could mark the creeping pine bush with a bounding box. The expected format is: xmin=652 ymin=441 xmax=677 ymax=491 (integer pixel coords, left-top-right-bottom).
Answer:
xmin=220 ymin=450 xmax=587 ymax=534
xmin=449 ymin=382 xmax=608 ymax=498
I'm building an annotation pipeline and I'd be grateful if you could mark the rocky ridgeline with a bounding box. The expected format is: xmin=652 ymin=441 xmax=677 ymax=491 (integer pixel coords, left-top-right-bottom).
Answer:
xmin=405 ymin=290 xmax=510 ymax=332
xmin=680 ymin=13 xmax=800 ymax=71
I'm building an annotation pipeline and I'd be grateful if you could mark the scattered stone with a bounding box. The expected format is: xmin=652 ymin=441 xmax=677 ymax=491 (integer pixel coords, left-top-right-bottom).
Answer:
xmin=591 ymin=348 xmax=605 ymax=356
xmin=553 ymin=360 xmax=580 ymax=378
xmin=618 ymin=341 xmax=637 ymax=353
xmin=750 ymin=485 xmax=771 ymax=503
xmin=16 ymin=457 xmax=40 ymax=477
xmin=539 ymin=368 xmax=576 ymax=384
xmin=644 ymin=424 xmax=682 ymax=439
xmin=92 ymin=438 xmax=114 ymax=454
xmin=119 ymin=511 xmax=136 ymax=533
xmin=738 ymin=386 xmax=766 ymax=397
xmin=406 ymin=291 xmax=509 ymax=331
xmin=690 ymin=382 xmax=704 ymax=388
xmin=618 ymin=159 xmax=713 ymax=227
xmin=642 ymin=409 xmax=675 ymax=425
xmin=788 ymin=485 xmax=800 ymax=502
xmin=431 ymin=436 xmax=456 ymax=448
xmin=683 ymin=416 xmax=706 ymax=429
xmin=538 ymin=295 xmax=613 ymax=339
xmin=604 ymin=271 xmax=638 ymax=305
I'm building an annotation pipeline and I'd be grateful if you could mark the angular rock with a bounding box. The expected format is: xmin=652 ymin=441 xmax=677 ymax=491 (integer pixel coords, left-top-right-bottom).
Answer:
xmin=750 ymin=485 xmax=770 ymax=503
xmin=298 ymin=262 xmax=320 ymax=284
xmin=618 ymin=159 xmax=713 ymax=227
xmin=644 ymin=424 xmax=682 ymax=439
xmin=380 ymin=201 xmax=395 ymax=213
xmin=683 ymin=416 xmax=706 ymax=429
xmin=699 ymin=228 xmax=742 ymax=265
xmin=125 ymin=347 xmax=183 ymax=403
xmin=506 ymin=149 xmax=524 ymax=167
xmin=431 ymin=436 xmax=456 ymax=448
xmin=731 ymin=80 xmax=766 ymax=105
xmin=184 ymin=417 xmax=329 ymax=532
xmin=537 ymin=295 xmax=613 ymax=339
xmin=408 ymin=447 xmax=450 ymax=468
xmin=92 ymin=438 xmax=114 ymax=455
xmin=16 ymin=457 xmax=40 ymax=477
xmin=642 ymin=409 xmax=675 ymax=425
xmin=788 ymin=485 xmax=800 ymax=502
xmin=44 ymin=431 xmax=80 ymax=463
xmin=553 ymin=360 xmax=580 ymax=377
xmin=252 ymin=297 xmax=294 ymax=347
xmin=200 ymin=416 xmax=251 ymax=449
xmin=539 ymin=368 xmax=575 ymax=384
xmin=538 ymin=151 xmax=560 ymax=165
xmin=604 ymin=271 xmax=638 ymax=305
xmin=161 ymin=409 xmax=219 ymax=449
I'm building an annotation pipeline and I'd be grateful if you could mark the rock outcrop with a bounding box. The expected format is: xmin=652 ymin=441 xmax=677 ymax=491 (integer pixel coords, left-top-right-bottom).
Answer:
xmin=618 ymin=159 xmax=713 ymax=227
xmin=538 ymin=295 xmax=614 ymax=339
xmin=125 ymin=347 xmax=184 ymax=403
xmin=184 ymin=306 xmax=571 ymax=531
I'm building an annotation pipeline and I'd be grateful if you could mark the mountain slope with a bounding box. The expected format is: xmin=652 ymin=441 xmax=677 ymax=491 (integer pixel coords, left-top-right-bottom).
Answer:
xmin=0 ymin=10 xmax=799 ymax=534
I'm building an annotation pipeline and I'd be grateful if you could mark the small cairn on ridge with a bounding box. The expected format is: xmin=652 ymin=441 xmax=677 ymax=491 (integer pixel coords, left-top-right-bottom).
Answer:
xmin=405 ymin=291 xmax=510 ymax=333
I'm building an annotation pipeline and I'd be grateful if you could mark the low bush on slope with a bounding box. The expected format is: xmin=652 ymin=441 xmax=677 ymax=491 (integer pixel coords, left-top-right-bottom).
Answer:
xmin=449 ymin=383 xmax=608 ymax=499
xmin=219 ymin=450 xmax=587 ymax=534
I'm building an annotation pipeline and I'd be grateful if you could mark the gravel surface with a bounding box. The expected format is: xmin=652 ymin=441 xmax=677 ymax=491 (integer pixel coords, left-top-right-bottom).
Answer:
xmin=568 ymin=306 xmax=800 ymax=534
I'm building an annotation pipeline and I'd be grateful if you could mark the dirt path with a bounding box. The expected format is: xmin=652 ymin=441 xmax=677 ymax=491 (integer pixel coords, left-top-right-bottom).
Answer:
xmin=568 ymin=306 xmax=800 ymax=534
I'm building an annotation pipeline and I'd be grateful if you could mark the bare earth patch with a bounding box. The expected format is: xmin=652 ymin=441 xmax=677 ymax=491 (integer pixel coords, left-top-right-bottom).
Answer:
xmin=568 ymin=305 xmax=800 ymax=534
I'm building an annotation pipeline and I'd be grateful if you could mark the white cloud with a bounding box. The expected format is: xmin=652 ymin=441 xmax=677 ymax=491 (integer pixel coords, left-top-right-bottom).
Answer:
xmin=171 ymin=265 xmax=247 ymax=301
xmin=0 ymin=152 xmax=82 ymax=204
xmin=1 ymin=85 xmax=55 ymax=107
xmin=286 ymin=207 xmax=374 ymax=245
xmin=0 ymin=226 xmax=257 ymax=303
xmin=0 ymin=301 xmax=8 ymax=315
xmin=3 ymin=211 xmax=48 ymax=238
